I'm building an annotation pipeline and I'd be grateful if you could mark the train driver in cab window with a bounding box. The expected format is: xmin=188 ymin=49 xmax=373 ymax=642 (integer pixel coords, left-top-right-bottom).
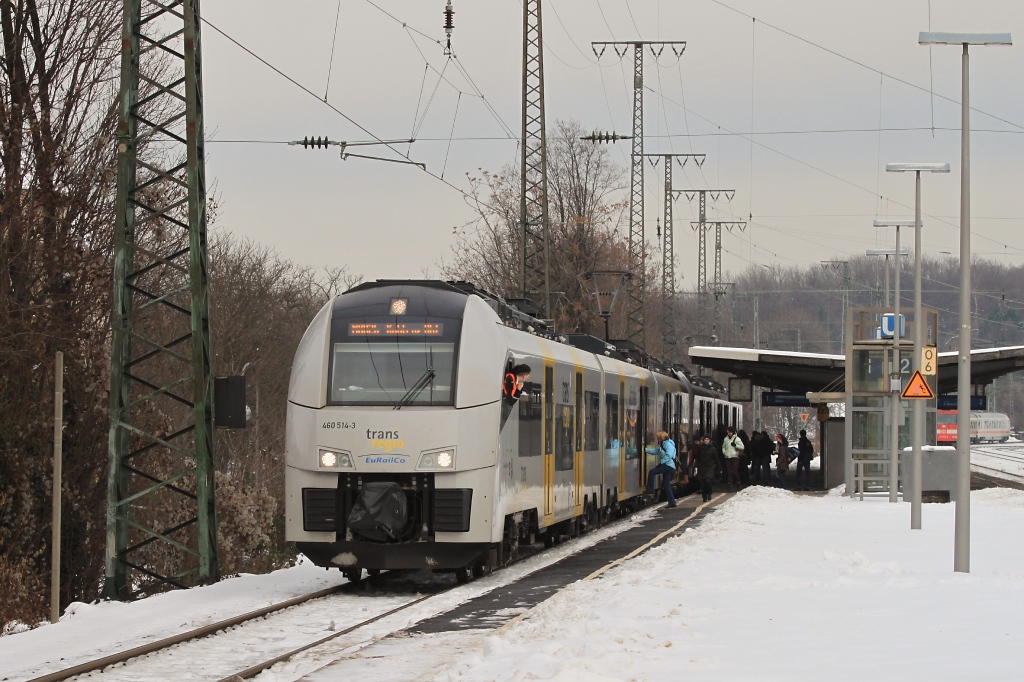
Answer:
xmin=504 ymin=364 xmax=532 ymax=402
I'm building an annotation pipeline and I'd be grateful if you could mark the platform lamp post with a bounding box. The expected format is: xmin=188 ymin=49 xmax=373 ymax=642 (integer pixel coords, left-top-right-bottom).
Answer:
xmin=885 ymin=163 xmax=950 ymax=530
xmin=919 ymin=31 xmax=1011 ymax=573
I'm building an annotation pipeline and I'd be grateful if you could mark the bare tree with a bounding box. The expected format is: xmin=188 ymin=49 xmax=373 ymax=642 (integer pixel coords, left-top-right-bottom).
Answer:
xmin=441 ymin=119 xmax=637 ymax=337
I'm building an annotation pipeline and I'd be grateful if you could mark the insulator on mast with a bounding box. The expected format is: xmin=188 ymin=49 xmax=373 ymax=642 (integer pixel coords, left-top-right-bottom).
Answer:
xmin=443 ymin=2 xmax=454 ymax=55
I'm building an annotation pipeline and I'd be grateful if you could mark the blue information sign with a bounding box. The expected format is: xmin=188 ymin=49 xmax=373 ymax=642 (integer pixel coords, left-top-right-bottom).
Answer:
xmin=761 ymin=392 xmax=811 ymax=407
xmin=936 ymin=395 xmax=987 ymax=411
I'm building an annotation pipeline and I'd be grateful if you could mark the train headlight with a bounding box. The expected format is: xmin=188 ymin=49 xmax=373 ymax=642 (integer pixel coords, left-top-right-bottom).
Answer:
xmin=319 ymin=448 xmax=352 ymax=469
xmin=417 ymin=448 xmax=456 ymax=470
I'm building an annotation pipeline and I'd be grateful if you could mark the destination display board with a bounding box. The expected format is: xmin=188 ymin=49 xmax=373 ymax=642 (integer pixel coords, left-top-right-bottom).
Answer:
xmin=761 ymin=392 xmax=811 ymax=407
xmin=348 ymin=322 xmax=444 ymax=337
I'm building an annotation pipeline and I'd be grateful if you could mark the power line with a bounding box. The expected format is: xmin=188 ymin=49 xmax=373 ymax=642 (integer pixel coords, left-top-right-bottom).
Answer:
xmin=647 ymin=84 xmax=1024 ymax=255
xmin=200 ymin=17 xmax=497 ymax=211
xmin=705 ymin=0 xmax=1024 ymax=132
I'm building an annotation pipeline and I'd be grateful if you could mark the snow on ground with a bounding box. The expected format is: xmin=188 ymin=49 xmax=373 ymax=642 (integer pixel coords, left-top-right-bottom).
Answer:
xmin=0 ymin=507 xmax=651 ymax=682
xmin=312 ymin=486 xmax=1024 ymax=682
xmin=444 ymin=488 xmax=1024 ymax=681
xmin=0 ymin=558 xmax=348 ymax=680
xmin=971 ymin=443 xmax=1024 ymax=485
xmin=6 ymin=485 xmax=1024 ymax=681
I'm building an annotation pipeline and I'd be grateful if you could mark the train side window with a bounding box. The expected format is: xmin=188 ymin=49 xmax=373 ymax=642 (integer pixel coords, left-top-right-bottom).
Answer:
xmin=518 ymin=383 xmax=542 ymax=457
xmin=732 ymin=407 xmax=738 ymax=428
xmin=605 ymin=392 xmax=619 ymax=449
xmin=544 ymin=366 xmax=554 ymax=456
xmin=585 ymin=390 xmax=600 ymax=451
xmin=555 ymin=404 xmax=574 ymax=471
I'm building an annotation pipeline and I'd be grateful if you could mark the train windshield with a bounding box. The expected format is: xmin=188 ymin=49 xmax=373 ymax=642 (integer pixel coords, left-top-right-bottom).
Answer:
xmin=328 ymin=316 xmax=461 ymax=406
xmin=937 ymin=413 xmax=956 ymax=424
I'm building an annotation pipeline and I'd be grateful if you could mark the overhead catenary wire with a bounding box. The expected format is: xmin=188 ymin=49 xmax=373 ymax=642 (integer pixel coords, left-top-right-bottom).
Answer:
xmin=441 ymin=91 xmax=462 ymax=179
xmin=323 ymin=0 xmax=342 ymax=101
xmin=199 ymin=16 xmax=498 ymax=212
xmin=705 ymin=0 xmax=1024 ymax=131
xmin=363 ymin=0 xmax=516 ymax=139
xmin=646 ymin=84 xmax=1024 ymax=255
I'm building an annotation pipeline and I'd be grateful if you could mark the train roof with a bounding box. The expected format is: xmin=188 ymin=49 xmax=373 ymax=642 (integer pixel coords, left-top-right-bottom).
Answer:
xmin=343 ymin=280 xmax=727 ymax=398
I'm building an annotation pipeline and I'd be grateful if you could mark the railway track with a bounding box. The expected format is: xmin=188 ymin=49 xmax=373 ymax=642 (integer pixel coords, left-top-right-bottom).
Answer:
xmin=969 ymin=443 xmax=1024 ymax=489
xmin=23 ymin=500 xmax=672 ymax=682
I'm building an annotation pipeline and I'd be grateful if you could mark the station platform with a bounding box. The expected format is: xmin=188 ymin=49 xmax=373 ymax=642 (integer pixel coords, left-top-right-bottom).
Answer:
xmin=409 ymin=493 xmax=727 ymax=634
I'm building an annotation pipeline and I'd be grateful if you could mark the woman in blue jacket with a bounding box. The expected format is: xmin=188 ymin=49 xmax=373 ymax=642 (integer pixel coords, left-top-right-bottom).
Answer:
xmin=645 ymin=430 xmax=678 ymax=508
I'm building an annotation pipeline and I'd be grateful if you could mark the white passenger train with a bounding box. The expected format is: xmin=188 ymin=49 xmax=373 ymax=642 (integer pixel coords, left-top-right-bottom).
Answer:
xmin=285 ymin=281 xmax=741 ymax=581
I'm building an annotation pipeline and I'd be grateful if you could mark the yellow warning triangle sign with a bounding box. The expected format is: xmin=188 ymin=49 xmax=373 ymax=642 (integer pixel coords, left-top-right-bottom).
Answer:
xmin=901 ymin=370 xmax=935 ymax=400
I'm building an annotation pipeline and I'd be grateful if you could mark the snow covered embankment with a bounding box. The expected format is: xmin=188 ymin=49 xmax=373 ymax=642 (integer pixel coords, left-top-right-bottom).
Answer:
xmin=432 ymin=486 xmax=1024 ymax=682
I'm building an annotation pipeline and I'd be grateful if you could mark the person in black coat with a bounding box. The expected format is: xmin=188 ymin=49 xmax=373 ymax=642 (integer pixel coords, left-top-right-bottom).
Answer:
xmin=796 ymin=429 xmax=815 ymax=490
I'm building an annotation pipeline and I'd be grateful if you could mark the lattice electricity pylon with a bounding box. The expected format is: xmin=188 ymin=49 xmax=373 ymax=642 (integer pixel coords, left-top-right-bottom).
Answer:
xmin=520 ymin=0 xmax=551 ymax=318
xmin=674 ymin=188 xmax=735 ymax=341
xmin=709 ymin=281 xmax=735 ymax=342
xmin=592 ymin=40 xmax=686 ymax=351
xmin=709 ymin=220 xmax=745 ymax=340
xmin=106 ymin=0 xmax=217 ymax=600
xmin=821 ymin=259 xmax=851 ymax=353
xmin=643 ymin=154 xmax=705 ymax=360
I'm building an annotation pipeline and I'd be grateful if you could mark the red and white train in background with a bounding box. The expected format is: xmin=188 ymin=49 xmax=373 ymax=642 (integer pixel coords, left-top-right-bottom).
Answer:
xmin=936 ymin=410 xmax=1012 ymax=444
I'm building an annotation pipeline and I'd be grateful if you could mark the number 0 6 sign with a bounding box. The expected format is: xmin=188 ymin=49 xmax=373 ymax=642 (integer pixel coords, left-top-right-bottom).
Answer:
xmin=920 ymin=346 xmax=938 ymax=376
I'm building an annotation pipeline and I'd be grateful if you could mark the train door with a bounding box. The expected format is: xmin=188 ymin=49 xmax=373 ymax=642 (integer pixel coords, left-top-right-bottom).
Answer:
xmin=574 ymin=371 xmax=584 ymax=516
xmin=583 ymin=369 xmax=602 ymax=507
xmin=603 ymin=377 xmax=620 ymax=505
xmin=639 ymin=384 xmax=650 ymax=491
xmin=553 ymin=368 xmax=575 ymax=518
xmin=543 ymin=363 xmax=554 ymax=523
xmin=618 ymin=379 xmax=626 ymax=500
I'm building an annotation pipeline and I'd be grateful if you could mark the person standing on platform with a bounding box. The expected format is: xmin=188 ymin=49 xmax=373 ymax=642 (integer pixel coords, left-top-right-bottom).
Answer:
xmin=691 ymin=434 xmax=719 ymax=502
xmin=721 ymin=426 xmax=744 ymax=491
xmin=749 ymin=430 xmax=765 ymax=483
xmin=645 ymin=430 xmax=678 ymax=508
xmin=775 ymin=433 xmax=791 ymax=489
xmin=737 ymin=429 xmax=752 ymax=486
xmin=796 ymin=429 xmax=814 ymax=491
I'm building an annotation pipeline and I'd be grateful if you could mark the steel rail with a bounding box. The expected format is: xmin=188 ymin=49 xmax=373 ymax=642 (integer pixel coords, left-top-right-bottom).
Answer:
xmin=217 ymin=588 xmax=455 ymax=681
xmin=222 ymin=495 xmax=715 ymax=680
xmin=26 ymin=583 xmax=347 ymax=682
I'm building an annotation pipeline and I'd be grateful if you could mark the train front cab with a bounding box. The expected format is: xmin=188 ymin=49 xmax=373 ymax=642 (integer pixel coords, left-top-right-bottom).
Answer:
xmin=285 ymin=283 xmax=508 ymax=576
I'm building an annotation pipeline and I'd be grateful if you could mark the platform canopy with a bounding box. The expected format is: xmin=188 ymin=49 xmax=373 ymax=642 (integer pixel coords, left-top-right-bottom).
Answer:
xmin=688 ymin=345 xmax=1024 ymax=395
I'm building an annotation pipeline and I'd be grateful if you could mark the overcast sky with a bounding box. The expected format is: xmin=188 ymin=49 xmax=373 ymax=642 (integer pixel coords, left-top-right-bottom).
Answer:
xmin=200 ymin=1 xmax=1024 ymax=286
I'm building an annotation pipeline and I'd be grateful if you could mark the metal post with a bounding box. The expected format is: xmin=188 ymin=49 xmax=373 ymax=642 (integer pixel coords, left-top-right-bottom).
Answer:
xmin=628 ymin=42 xmax=645 ymax=349
xmin=591 ymin=41 xmax=686 ymax=349
xmin=662 ymin=156 xmax=675 ymax=358
xmin=884 ymin=255 xmax=891 ymax=307
xmin=954 ymin=44 xmax=971 ymax=573
xmin=891 ymin=225 xmax=901 ymax=503
xmin=106 ymin=0 xmax=218 ymax=599
xmin=912 ymin=171 xmax=924 ymax=529
xmin=520 ymin=0 xmax=551 ymax=318
xmin=697 ymin=191 xmax=708 ymax=339
xmin=51 ymin=352 xmax=63 ymax=623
